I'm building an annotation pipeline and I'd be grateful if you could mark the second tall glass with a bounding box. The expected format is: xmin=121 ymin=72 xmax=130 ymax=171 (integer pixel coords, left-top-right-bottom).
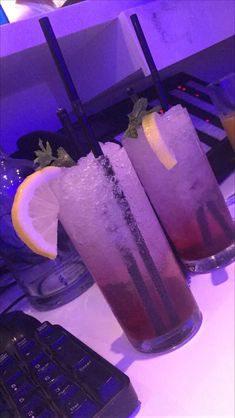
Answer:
xmin=123 ymin=105 xmax=234 ymax=273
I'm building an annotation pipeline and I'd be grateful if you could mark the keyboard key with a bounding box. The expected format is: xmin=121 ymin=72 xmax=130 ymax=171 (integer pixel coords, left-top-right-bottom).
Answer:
xmin=75 ymin=360 xmax=122 ymax=402
xmin=36 ymin=323 xmax=63 ymax=346
xmin=17 ymin=339 xmax=39 ymax=360
xmin=21 ymin=395 xmax=55 ymax=418
xmin=36 ymin=322 xmax=54 ymax=338
xmin=57 ymin=386 xmax=98 ymax=418
xmin=0 ymin=353 xmax=21 ymax=381
xmin=48 ymin=375 xmax=78 ymax=399
xmin=50 ymin=335 xmax=88 ymax=371
xmin=36 ymin=361 xmax=61 ymax=386
xmin=73 ymin=355 xmax=92 ymax=372
xmin=30 ymin=352 xmax=51 ymax=373
xmin=69 ymin=399 xmax=98 ymax=418
xmin=96 ymin=376 xmax=122 ymax=403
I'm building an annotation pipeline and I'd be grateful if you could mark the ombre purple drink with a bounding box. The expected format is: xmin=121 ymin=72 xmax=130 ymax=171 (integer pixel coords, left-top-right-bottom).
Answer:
xmin=54 ymin=142 xmax=202 ymax=353
xmin=123 ymin=105 xmax=234 ymax=273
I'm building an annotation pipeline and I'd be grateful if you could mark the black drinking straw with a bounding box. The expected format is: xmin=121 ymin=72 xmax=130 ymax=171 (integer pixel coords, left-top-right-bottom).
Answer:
xmin=39 ymin=17 xmax=179 ymax=329
xmin=130 ymin=14 xmax=169 ymax=112
xmin=39 ymin=19 xmax=101 ymax=159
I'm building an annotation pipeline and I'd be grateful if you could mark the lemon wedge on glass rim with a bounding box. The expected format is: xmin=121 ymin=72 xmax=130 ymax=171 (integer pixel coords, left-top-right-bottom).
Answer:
xmin=11 ymin=166 xmax=61 ymax=260
xmin=142 ymin=111 xmax=177 ymax=170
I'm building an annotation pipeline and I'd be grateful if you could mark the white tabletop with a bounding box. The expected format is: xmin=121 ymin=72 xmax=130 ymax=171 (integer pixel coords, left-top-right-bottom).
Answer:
xmin=20 ymin=174 xmax=235 ymax=418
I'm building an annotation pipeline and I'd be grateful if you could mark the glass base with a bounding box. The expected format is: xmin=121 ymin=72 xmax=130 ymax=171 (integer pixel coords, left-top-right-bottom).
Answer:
xmin=131 ymin=309 xmax=202 ymax=354
xmin=183 ymin=239 xmax=235 ymax=274
xmin=27 ymin=275 xmax=94 ymax=311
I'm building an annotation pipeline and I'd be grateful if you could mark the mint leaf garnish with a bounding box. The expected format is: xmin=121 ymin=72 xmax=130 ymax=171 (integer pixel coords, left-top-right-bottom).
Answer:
xmin=34 ymin=140 xmax=75 ymax=169
xmin=124 ymin=98 xmax=161 ymax=138
xmin=55 ymin=147 xmax=75 ymax=167
xmin=34 ymin=139 xmax=55 ymax=168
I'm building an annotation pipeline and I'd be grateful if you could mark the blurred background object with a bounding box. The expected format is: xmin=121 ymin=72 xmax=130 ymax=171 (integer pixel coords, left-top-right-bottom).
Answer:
xmin=0 ymin=0 xmax=85 ymax=23
xmin=0 ymin=146 xmax=94 ymax=311
xmin=0 ymin=3 xmax=9 ymax=25
xmin=207 ymin=72 xmax=235 ymax=151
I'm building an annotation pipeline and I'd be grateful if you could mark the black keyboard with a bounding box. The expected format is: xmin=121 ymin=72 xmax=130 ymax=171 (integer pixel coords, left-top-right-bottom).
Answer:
xmin=0 ymin=318 xmax=139 ymax=418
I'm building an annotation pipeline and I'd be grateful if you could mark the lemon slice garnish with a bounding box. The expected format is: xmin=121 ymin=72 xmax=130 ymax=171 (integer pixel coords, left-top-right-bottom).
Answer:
xmin=11 ymin=166 xmax=61 ymax=259
xmin=142 ymin=112 xmax=177 ymax=169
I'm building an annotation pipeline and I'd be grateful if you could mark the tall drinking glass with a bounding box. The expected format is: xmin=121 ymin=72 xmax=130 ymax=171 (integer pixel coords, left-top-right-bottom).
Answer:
xmin=123 ymin=105 xmax=234 ymax=273
xmin=208 ymin=72 xmax=235 ymax=151
xmin=54 ymin=143 xmax=202 ymax=354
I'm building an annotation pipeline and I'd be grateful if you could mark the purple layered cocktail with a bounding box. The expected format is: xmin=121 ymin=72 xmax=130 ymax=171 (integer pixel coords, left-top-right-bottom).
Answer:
xmin=123 ymin=105 xmax=234 ymax=273
xmin=56 ymin=142 xmax=202 ymax=353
